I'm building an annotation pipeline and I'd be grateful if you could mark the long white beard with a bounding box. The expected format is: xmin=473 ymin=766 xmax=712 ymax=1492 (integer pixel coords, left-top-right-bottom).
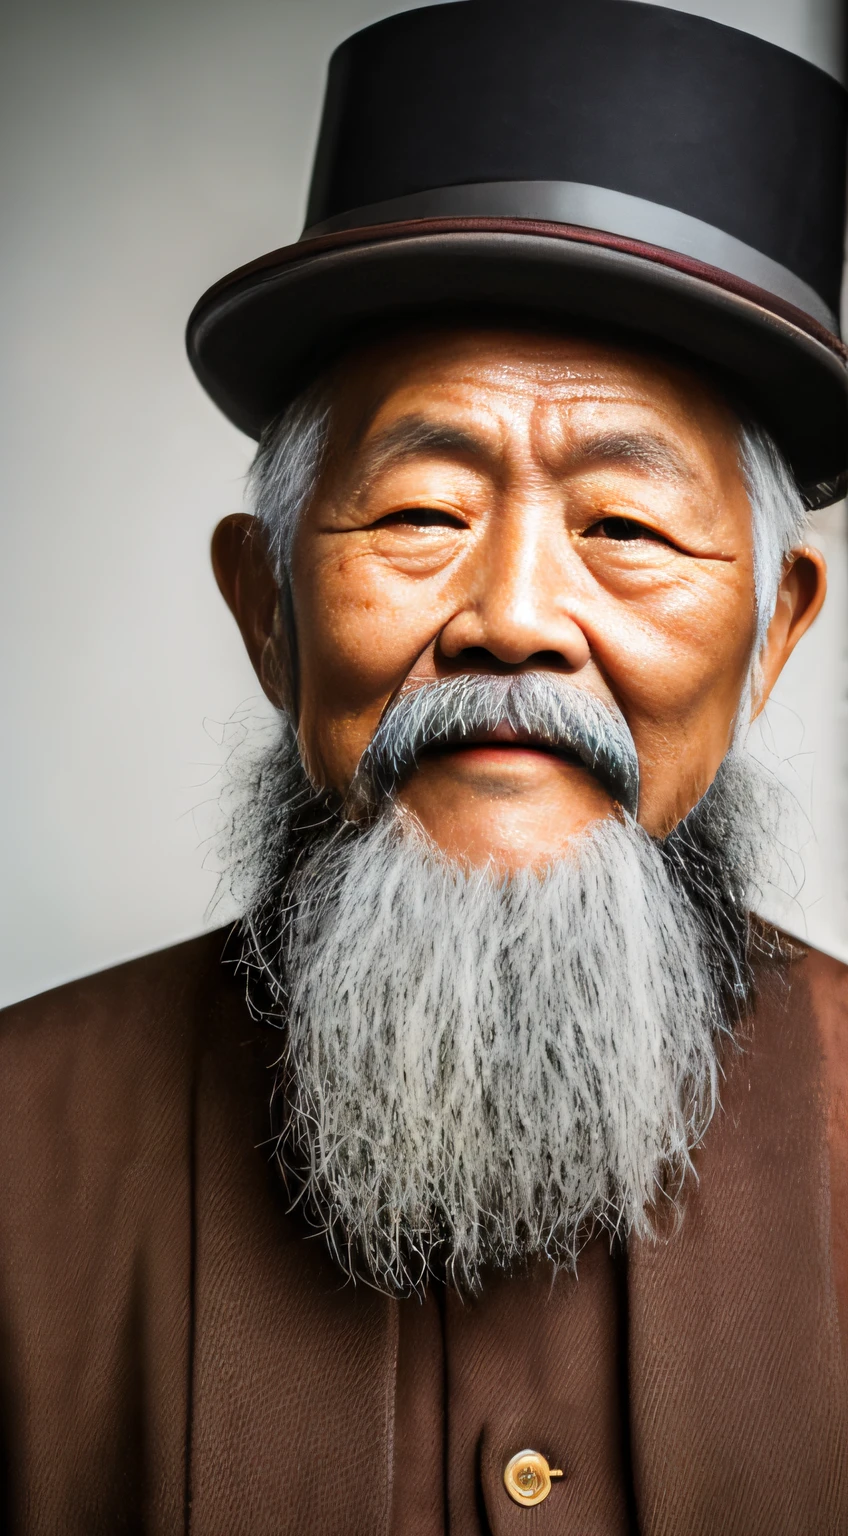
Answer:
xmin=220 ymin=726 xmax=784 ymax=1296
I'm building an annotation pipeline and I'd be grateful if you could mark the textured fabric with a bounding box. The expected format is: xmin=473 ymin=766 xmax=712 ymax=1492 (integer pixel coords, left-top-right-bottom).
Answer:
xmin=1 ymin=929 xmax=846 ymax=1533
xmin=628 ymin=957 xmax=848 ymax=1535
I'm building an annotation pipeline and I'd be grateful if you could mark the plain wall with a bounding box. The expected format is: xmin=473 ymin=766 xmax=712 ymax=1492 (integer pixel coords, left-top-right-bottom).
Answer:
xmin=1 ymin=0 xmax=846 ymax=1007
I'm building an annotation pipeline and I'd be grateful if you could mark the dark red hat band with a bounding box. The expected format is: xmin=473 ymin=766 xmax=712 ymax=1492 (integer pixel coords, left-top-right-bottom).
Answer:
xmin=303 ymin=182 xmax=839 ymax=337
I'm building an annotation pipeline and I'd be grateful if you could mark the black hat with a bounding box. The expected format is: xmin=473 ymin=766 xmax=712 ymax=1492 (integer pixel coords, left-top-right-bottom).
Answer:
xmin=187 ymin=0 xmax=848 ymax=507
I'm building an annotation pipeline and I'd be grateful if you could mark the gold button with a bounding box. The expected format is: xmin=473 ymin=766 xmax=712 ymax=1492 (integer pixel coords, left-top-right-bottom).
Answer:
xmin=503 ymin=1450 xmax=564 ymax=1507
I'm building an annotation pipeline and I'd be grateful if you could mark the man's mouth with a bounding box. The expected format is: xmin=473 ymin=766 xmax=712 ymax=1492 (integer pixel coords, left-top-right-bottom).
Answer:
xmin=421 ymin=722 xmax=584 ymax=766
xmin=346 ymin=673 xmax=640 ymax=818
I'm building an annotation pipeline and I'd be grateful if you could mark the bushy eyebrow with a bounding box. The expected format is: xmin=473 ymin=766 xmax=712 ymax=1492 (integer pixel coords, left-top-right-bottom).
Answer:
xmin=352 ymin=415 xmax=698 ymax=489
xmin=568 ymin=429 xmax=697 ymax=485
xmin=354 ymin=415 xmax=494 ymax=484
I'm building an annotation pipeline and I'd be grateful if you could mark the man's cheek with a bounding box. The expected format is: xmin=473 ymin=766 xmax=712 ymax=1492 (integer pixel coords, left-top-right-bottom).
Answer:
xmin=301 ymin=711 xmax=378 ymax=791
xmin=295 ymin=609 xmax=430 ymax=788
xmin=605 ymin=596 xmax=754 ymax=718
xmin=306 ymin=583 xmax=443 ymax=696
xmin=651 ymin=571 xmax=756 ymax=668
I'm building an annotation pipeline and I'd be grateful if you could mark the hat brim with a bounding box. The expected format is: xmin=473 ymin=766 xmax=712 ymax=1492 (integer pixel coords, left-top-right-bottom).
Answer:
xmin=187 ymin=218 xmax=848 ymax=507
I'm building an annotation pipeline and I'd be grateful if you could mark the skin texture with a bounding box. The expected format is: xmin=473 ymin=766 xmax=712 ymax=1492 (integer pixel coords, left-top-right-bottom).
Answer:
xmin=213 ymin=328 xmax=826 ymax=871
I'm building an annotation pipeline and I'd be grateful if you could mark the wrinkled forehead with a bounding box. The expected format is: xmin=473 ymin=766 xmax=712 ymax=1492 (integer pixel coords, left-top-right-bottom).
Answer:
xmin=320 ymin=322 xmax=746 ymax=494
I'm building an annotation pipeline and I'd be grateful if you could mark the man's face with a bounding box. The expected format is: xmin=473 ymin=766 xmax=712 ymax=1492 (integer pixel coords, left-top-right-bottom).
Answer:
xmin=290 ymin=329 xmax=758 ymax=864
xmin=211 ymin=326 xmax=826 ymax=1287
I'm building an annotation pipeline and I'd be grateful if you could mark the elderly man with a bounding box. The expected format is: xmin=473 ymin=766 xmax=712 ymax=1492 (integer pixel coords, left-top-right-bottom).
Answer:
xmin=2 ymin=2 xmax=848 ymax=1532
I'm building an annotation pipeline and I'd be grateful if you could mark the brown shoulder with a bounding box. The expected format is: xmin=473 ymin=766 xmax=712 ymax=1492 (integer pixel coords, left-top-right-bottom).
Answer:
xmin=754 ymin=932 xmax=848 ymax=1149
xmin=785 ymin=940 xmax=848 ymax=1350
xmin=0 ymin=929 xmax=233 ymax=1220
xmin=801 ymin=941 xmax=848 ymax=1093
xmin=0 ymin=928 xmax=231 ymax=1096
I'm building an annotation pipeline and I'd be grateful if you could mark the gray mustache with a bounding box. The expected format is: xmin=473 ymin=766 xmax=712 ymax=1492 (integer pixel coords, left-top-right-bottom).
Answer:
xmin=346 ymin=673 xmax=639 ymax=818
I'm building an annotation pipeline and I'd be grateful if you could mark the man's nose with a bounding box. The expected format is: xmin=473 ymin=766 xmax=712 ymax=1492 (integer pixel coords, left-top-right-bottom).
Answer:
xmin=438 ymin=510 xmax=591 ymax=672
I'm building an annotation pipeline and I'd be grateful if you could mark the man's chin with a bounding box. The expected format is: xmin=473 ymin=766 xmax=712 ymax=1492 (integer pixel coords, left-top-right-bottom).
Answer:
xmin=394 ymin=756 xmax=619 ymax=873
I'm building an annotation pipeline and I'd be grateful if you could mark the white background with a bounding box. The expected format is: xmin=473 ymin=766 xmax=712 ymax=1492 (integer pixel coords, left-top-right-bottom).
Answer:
xmin=1 ymin=0 xmax=846 ymax=1007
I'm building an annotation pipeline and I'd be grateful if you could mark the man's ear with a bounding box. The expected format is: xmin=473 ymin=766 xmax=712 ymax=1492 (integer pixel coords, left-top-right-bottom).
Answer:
xmin=751 ymin=545 xmax=828 ymax=718
xmin=211 ymin=513 xmax=295 ymax=712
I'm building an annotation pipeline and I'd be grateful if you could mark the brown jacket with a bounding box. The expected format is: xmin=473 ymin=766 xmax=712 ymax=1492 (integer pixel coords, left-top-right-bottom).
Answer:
xmin=1 ymin=930 xmax=847 ymax=1535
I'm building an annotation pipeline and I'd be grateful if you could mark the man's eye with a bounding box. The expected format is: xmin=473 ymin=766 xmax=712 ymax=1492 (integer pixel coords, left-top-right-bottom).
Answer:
xmin=586 ymin=516 xmax=670 ymax=544
xmin=372 ymin=507 xmax=466 ymax=529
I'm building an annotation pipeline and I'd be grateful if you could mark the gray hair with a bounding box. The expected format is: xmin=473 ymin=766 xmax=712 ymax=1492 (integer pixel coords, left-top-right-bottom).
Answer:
xmin=247 ymin=376 xmax=334 ymax=581
xmin=247 ymin=373 xmax=810 ymax=662
xmin=223 ymin=715 xmax=782 ymax=1295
